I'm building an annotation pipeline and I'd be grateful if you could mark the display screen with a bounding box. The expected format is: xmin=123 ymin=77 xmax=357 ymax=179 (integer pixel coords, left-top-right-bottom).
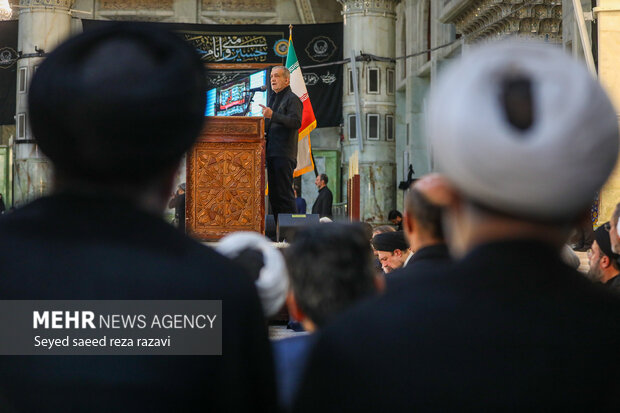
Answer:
xmin=205 ymin=69 xmax=268 ymax=117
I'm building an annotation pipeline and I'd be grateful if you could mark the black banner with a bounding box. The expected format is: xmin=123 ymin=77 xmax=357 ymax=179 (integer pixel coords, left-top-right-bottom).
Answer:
xmin=0 ymin=21 xmax=17 ymax=126
xmin=82 ymin=20 xmax=343 ymax=128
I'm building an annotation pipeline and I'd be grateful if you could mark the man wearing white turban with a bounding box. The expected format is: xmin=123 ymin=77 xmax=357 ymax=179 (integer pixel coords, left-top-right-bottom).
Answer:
xmin=216 ymin=231 xmax=289 ymax=318
xmin=293 ymin=41 xmax=620 ymax=412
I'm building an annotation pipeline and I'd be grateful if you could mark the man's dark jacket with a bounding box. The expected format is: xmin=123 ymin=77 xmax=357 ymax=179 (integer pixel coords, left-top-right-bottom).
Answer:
xmin=294 ymin=240 xmax=620 ymax=411
xmin=312 ymin=186 xmax=333 ymax=218
xmin=0 ymin=193 xmax=277 ymax=413
xmin=266 ymin=85 xmax=302 ymax=161
xmin=296 ymin=196 xmax=307 ymax=214
xmin=606 ymin=274 xmax=620 ymax=292
xmin=386 ymin=243 xmax=451 ymax=289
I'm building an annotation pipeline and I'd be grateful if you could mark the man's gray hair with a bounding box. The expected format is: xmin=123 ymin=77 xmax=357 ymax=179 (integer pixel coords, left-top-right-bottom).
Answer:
xmin=272 ymin=65 xmax=290 ymax=79
xmin=285 ymin=223 xmax=376 ymax=328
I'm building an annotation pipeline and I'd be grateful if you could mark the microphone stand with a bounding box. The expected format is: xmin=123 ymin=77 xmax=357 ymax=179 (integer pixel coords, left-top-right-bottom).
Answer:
xmin=241 ymin=90 xmax=257 ymax=116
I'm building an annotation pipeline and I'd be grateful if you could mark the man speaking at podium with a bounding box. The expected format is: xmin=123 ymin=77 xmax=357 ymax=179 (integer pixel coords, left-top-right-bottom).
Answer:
xmin=260 ymin=66 xmax=303 ymax=220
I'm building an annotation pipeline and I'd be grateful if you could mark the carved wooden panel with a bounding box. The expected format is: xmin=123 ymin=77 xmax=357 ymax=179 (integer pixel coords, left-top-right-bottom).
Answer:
xmin=187 ymin=116 xmax=265 ymax=241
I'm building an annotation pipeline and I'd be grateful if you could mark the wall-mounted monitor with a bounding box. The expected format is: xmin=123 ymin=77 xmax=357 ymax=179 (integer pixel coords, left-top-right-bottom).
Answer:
xmin=205 ymin=69 xmax=268 ymax=117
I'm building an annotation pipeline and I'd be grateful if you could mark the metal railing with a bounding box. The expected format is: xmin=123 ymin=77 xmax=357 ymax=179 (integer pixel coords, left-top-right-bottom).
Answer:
xmin=333 ymin=202 xmax=348 ymax=221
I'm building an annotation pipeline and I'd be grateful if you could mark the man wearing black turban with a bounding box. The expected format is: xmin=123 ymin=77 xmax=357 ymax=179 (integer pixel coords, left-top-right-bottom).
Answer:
xmin=586 ymin=222 xmax=620 ymax=291
xmin=0 ymin=23 xmax=276 ymax=412
xmin=371 ymin=231 xmax=411 ymax=273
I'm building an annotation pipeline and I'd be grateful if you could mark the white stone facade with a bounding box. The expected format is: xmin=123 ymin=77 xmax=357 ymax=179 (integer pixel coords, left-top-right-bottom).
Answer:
xmin=341 ymin=0 xmax=397 ymax=222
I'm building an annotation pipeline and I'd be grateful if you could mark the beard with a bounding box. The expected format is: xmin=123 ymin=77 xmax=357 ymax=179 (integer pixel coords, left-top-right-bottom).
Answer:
xmin=585 ymin=265 xmax=604 ymax=283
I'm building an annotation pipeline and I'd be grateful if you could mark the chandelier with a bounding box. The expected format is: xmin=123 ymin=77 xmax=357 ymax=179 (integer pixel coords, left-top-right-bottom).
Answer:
xmin=0 ymin=0 xmax=11 ymax=21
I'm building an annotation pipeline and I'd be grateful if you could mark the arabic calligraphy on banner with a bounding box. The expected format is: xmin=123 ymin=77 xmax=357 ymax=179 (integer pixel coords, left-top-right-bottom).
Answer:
xmin=183 ymin=34 xmax=268 ymax=63
xmin=81 ymin=20 xmax=343 ymax=127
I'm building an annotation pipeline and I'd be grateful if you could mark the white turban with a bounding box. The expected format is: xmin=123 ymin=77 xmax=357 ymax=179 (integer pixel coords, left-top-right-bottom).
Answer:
xmin=428 ymin=40 xmax=619 ymax=220
xmin=216 ymin=232 xmax=289 ymax=318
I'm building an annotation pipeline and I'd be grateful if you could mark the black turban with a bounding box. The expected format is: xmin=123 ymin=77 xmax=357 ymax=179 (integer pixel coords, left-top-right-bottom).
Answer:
xmin=371 ymin=231 xmax=409 ymax=252
xmin=28 ymin=22 xmax=207 ymax=183
xmin=594 ymin=223 xmax=620 ymax=261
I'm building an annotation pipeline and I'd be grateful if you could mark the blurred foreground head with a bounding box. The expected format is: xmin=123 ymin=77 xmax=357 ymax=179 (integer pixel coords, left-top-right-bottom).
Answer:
xmin=29 ymin=23 xmax=206 ymax=201
xmin=285 ymin=223 xmax=377 ymax=331
xmin=427 ymin=41 xmax=619 ymax=255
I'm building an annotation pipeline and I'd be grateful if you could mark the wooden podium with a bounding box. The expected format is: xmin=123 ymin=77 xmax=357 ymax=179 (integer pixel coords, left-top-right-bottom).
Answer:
xmin=186 ymin=116 xmax=265 ymax=241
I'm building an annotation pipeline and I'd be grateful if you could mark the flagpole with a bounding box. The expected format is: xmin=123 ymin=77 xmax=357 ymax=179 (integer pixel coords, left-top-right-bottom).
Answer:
xmin=289 ymin=24 xmax=293 ymax=38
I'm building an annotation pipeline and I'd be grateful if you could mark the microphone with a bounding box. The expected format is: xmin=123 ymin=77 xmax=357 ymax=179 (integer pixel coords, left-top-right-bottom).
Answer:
xmin=245 ymin=85 xmax=267 ymax=93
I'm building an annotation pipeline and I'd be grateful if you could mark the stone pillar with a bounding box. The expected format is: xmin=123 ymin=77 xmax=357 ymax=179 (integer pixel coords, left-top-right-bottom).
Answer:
xmin=341 ymin=0 xmax=397 ymax=223
xmin=12 ymin=0 xmax=73 ymax=206
xmin=596 ymin=0 xmax=620 ymax=223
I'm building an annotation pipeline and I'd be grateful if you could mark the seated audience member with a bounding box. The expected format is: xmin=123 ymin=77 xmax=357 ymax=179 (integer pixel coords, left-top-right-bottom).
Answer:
xmin=294 ymin=41 xmax=620 ymax=412
xmin=387 ymin=174 xmax=452 ymax=288
xmin=372 ymin=224 xmax=396 ymax=236
xmin=586 ymin=223 xmax=620 ymax=291
xmin=0 ymin=24 xmax=276 ymax=412
xmin=371 ymin=231 xmax=411 ymax=273
xmin=216 ymin=231 xmax=289 ymax=318
xmin=294 ymin=186 xmax=306 ymax=214
xmin=388 ymin=209 xmax=403 ymax=230
xmin=371 ymin=225 xmax=396 ymax=274
xmin=609 ymin=202 xmax=620 ymax=255
xmin=274 ymin=223 xmax=379 ymax=411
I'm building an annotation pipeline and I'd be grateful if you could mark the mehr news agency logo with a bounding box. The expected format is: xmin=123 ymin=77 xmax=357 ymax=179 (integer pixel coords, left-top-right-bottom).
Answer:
xmin=33 ymin=310 xmax=216 ymax=349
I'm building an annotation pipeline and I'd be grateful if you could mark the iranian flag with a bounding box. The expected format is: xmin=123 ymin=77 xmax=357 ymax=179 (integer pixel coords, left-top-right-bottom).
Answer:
xmin=286 ymin=33 xmax=316 ymax=177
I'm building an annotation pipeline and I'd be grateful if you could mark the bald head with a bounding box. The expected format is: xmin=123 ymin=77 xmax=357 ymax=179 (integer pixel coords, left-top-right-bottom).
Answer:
xmin=412 ymin=174 xmax=455 ymax=207
xmin=404 ymin=174 xmax=445 ymax=245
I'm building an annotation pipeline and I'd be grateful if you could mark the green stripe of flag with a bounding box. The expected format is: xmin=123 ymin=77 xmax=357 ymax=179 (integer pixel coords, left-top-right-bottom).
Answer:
xmin=286 ymin=38 xmax=298 ymax=71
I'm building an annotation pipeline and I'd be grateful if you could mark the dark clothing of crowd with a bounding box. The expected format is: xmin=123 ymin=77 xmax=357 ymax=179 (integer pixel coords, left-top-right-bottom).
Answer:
xmin=607 ymin=275 xmax=620 ymax=291
xmin=386 ymin=243 xmax=451 ymax=289
xmin=295 ymin=196 xmax=307 ymax=214
xmin=0 ymin=23 xmax=278 ymax=412
xmin=0 ymin=192 xmax=276 ymax=412
xmin=272 ymin=334 xmax=316 ymax=411
xmin=294 ymin=240 xmax=620 ymax=411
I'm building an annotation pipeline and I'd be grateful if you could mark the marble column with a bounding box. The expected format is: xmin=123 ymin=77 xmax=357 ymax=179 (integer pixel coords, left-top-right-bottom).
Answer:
xmin=341 ymin=0 xmax=397 ymax=223
xmin=596 ymin=0 xmax=620 ymax=223
xmin=12 ymin=0 xmax=73 ymax=207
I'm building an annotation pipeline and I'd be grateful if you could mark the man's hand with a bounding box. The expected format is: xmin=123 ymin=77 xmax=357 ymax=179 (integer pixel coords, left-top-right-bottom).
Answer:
xmin=259 ymin=104 xmax=273 ymax=119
